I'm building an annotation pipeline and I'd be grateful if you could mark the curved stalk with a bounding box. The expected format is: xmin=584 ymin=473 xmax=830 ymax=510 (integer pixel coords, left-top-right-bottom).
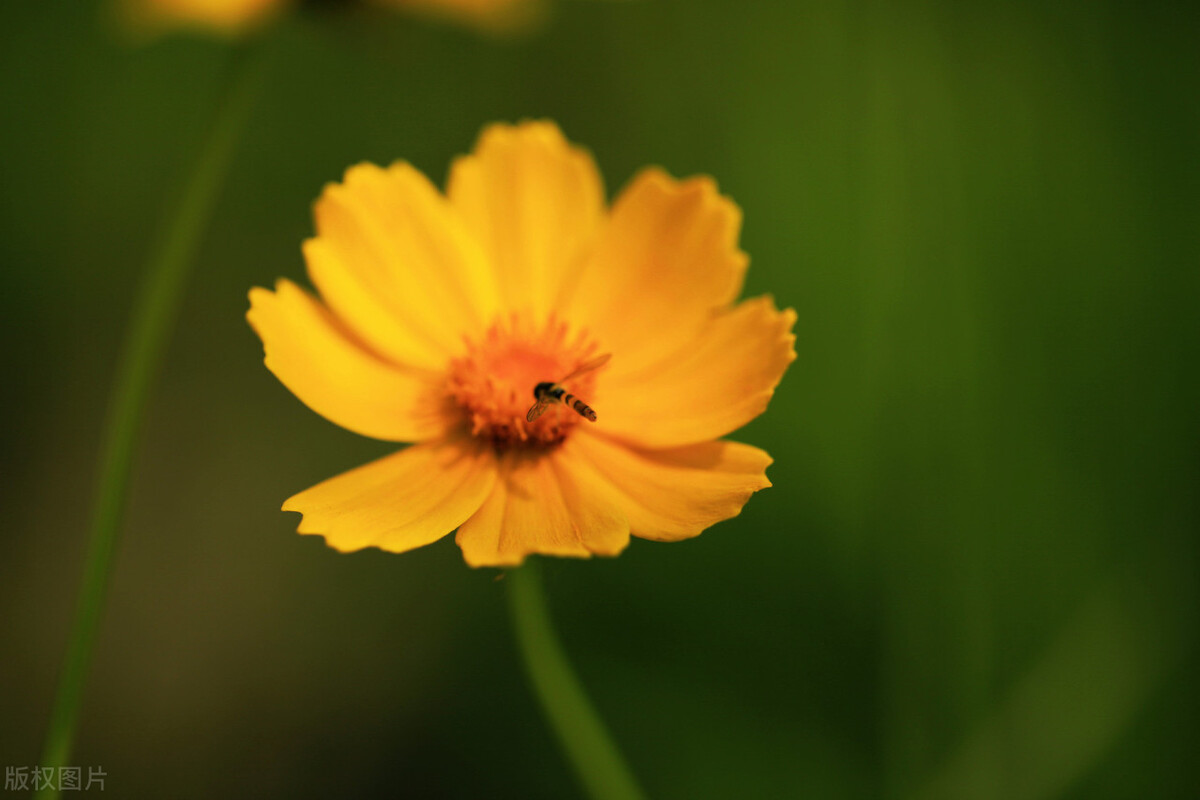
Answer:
xmin=507 ymin=560 xmax=646 ymax=800
xmin=35 ymin=42 xmax=273 ymax=799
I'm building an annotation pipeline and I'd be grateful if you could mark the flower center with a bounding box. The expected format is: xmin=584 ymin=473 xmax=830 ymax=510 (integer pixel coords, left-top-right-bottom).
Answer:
xmin=447 ymin=314 xmax=605 ymax=449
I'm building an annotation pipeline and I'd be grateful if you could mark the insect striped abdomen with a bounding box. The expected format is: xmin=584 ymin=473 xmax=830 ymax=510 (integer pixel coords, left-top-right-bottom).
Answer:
xmin=563 ymin=393 xmax=597 ymax=421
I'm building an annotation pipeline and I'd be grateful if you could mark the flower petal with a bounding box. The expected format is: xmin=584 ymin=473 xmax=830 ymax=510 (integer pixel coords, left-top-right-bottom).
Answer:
xmin=283 ymin=437 xmax=497 ymax=554
xmin=563 ymin=168 xmax=749 ymax=374
xmin=378 ymin=0 xmax=546 ymax=33
xmin=455 ymin=448 xmax=629 ymax=567
xmin=123 ymin=0 xmax=285 ymax=35
xmin=310 ymin=162 xmax=501 ymax=370
xmin=567 ymin=431 xmax=773 ymax=542
xmin=247 ymin=279 xmax=450 ymax=442
xmin=595 ymin=296 xmax=796 ymax=448
xmin=447 ymin=121 xmax=605 ymax=320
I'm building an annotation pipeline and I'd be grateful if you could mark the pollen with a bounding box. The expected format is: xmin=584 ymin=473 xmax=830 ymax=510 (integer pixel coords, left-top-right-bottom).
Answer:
xmin=447 ymin=314 xmax=605 ymax=448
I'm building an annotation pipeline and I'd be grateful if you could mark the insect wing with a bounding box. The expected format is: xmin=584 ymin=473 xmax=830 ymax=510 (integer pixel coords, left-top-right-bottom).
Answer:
xmin=557 ymin=353 xmax=612 ymax=384
xmin=526 ymin=398 xmax=552 ymax=422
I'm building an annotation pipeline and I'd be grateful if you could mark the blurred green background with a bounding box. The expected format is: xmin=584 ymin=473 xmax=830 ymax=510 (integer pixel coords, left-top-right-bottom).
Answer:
xmin=2 ymin=0 xmax=1197 ymax=797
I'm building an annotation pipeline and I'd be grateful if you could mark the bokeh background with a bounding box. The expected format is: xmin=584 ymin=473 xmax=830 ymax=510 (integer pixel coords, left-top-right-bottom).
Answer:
xmin=2 ymin=0 xmax=1197 ymax=797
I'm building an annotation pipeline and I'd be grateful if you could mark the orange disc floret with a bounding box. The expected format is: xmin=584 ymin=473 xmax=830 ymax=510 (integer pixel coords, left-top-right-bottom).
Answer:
xmin=447 ymin=314 xmax=604 ymax=448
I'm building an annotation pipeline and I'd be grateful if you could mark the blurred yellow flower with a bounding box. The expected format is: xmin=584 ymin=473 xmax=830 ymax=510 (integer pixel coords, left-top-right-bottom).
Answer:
xmin=125 ymin=0 xmax=544 ymax=35
xmin=248 ymin=121 xmax=795 ymax=567
xmin=123 ymin=0 xmax=286 ymax=35
xmin=374 ymin=0 xmax=545 ymax=33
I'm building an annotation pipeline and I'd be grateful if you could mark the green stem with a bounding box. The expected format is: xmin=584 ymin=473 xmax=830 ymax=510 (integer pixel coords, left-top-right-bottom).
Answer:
xmin=35 ymin=42 xmax=272 ymax=798
xmin=507 ymin=560 xmax=646 ymax=800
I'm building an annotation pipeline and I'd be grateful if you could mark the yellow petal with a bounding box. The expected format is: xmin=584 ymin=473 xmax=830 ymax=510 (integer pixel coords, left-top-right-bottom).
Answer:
xmin=455 ymin=448 xmax=629 ymax=567
xmin=122 ymin=0 xmax=284 ymax=35
xmin=374 ymin=0 xmax=546 ymax=33
xmin=247 ymin=279 xmax=450 ymax=442
xmin=310 ymin=162 xmax=501 ymax=370
xmin=595 ymin=296 xmax=796 ymax=448
xmin=447 ymin=121 xmax=605 ymax=320
xmin=567 ymin=431 xmax=773 ymax=542
xmin=283 ymin=437 xmax=497 ymax=554
xmin=563 ymin=168 xmax=749 ymax=374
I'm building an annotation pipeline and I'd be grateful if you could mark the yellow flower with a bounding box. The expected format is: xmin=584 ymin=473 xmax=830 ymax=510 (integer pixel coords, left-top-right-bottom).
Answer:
xmin=248 ymin=121 xmax=796 ymax=567
xmin=122 ymin=0 xmax=287 ymax=35
xmin=372 ymin=0 xmax=545 ymax=33
xmin=124 ymin=0 xmax=543 ymax=36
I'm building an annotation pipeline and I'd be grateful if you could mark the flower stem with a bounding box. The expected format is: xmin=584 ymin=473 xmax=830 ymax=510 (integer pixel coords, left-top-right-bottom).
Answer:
xmin=507 ymin=560 xmax=646 ymax=800
xmin=34 ymin=43 xmax=272 ymax=797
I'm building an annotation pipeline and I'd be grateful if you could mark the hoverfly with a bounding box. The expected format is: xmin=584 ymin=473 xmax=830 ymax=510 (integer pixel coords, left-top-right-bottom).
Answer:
xmin=526 ymin=353 xmax=612 ymax=424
